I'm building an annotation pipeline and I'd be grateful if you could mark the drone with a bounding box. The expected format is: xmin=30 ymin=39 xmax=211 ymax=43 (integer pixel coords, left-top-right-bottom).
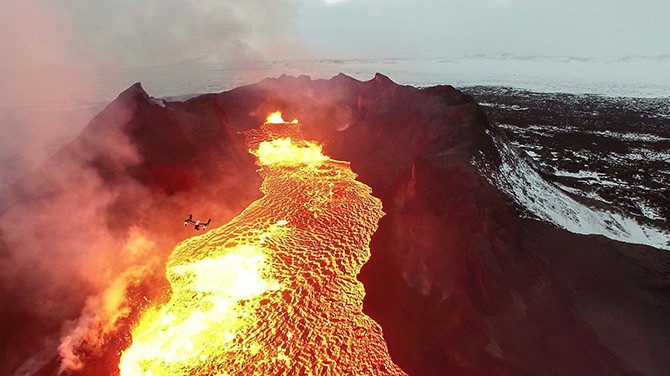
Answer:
xmin=184 ymin=214 xmax=211 ymax=231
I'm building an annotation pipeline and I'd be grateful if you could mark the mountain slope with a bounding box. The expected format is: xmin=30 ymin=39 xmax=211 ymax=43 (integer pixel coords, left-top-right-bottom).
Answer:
xmin=1 ymin=74 xmax=668 ymax=376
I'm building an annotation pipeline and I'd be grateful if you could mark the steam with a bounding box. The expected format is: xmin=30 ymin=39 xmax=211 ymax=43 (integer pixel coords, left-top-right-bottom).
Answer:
xmin=0 ymin=104 xmax=153 ymax=374
xmin=0 ymin=85 xmax=252 ymax=374
xmin=58 ymin=228 xmax=159 ymax=373
xmin=0 ymin=0 xmax=305 ymax=186
xmin=0 ymin=1 xmax=100 ymax=186
xmin=61 ymin=0 xmax=305 ymax=68
xmin=0 ymin=2 xmax=309 ymax=373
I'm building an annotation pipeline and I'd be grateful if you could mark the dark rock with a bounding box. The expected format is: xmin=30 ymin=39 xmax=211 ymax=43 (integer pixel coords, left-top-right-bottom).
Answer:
xmin=1 ymin=74 xmax=667 ymax=376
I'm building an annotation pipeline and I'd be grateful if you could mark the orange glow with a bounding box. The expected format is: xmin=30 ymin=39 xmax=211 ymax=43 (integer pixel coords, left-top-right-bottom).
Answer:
xmin=252 ymin=138 xmax=329 ymax=167
xmin=119 ymin=115 xmax=405 ymax=375
xmin=265 ymin=111 xmax=298 ymax=124
xmin=119 ymin=244 xmax=279 ymax=376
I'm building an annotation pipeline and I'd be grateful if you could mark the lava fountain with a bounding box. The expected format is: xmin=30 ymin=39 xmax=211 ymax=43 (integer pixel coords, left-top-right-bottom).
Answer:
xmin=118 ymin=112 xmax=406 ymax=375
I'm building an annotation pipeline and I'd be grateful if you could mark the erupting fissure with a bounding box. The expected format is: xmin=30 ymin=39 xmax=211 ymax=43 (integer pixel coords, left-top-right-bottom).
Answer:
xmin=118 ymin=113 xmax=406 ymax=375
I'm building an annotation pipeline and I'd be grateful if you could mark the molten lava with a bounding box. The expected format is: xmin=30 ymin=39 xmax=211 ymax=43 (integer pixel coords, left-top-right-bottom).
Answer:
xmin=265 ymin=111 xmax=298 ymax=124
xmin=252 ymin=138 xmax=329 ymax=168
xmin=119 ymin=115 xmax=405 ymax=375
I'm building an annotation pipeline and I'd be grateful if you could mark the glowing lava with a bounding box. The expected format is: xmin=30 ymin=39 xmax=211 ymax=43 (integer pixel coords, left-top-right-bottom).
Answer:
xmin=265 ymin=111 xmax=298 ymax=124
xmin=119 ymin=115 xmax=405 ymax=375
xmin=252 ymin=138 xmax=329 ymax=167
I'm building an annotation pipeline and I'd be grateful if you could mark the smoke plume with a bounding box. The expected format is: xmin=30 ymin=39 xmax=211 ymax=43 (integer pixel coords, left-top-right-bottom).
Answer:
xmin=57 ymin=228 xmax=159 ymax=373
xmin=1 ymin=2 xmax=306 ymax=373
xmin=0 ymin=0 xmax=305 ymax=186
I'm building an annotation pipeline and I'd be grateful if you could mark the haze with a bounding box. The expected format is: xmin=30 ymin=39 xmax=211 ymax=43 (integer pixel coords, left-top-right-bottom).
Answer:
xmin=1 ymin=0 xmax=668 ymax=184
xmin=299 ymin=0 xmax=669 ymax=59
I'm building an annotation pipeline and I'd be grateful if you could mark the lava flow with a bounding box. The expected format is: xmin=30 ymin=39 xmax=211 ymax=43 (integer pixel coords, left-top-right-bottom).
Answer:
xmin=118 ymin=113 xmax=406 ymax=375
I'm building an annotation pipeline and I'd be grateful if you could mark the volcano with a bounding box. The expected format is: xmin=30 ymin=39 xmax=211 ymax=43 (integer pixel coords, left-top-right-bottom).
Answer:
xmin=1 ymin=73 xmax=668 ymax=376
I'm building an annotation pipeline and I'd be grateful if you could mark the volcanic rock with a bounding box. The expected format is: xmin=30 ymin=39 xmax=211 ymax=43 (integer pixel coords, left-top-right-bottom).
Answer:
xmin=1 ymin=74 xmax=668 ymax=376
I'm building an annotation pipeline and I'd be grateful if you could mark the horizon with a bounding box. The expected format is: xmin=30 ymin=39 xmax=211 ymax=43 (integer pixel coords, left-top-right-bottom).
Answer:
xmin=1 ymin=1 xmax=669 ymax=185
xmin=3 ymin=1 xmax=669 ymax=105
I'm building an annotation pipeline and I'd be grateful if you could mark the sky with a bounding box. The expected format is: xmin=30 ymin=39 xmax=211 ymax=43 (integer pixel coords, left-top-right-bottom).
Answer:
xmin=298 ymin=0 xmax=670 ymax=59
xmin=2 ymin=0 xmax=668 ymax=100
xmin=0 ymin=0 xmax=669 ymax=184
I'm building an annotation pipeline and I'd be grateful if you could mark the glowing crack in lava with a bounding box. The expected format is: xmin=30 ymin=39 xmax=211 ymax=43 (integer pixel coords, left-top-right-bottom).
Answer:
xmin=119 ymin=113 xmax=406 ymax=375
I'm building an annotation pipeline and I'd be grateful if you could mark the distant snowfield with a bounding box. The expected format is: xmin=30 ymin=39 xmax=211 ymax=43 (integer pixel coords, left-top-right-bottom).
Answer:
xmin=484 ymin=131 xmax=670 ymax=251
xmin=91 ymin=55 xmax=670 ymax=101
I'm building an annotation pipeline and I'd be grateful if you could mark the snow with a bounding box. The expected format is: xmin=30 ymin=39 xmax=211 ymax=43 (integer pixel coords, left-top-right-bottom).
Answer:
xmin=552 ymin=169 xmax=629 ymax=190
xmin=479 ymin=102 xmax=529 ymax=111
xmin=553 ymin=169 xmax=604 ymax=180
xmin=590 ymin=130 xmax=669 ymax=143
xmin=634 ymin=200 xmax=665 ymax=221
xmin=524 ymin=150 xmax=540 ymax=159
xmin=76 ymin=55 xmax=670 ymax=103
xmin=482 ymin=131 xmax=670 ymax=250
xmin=498 ymin=124 xmax=669 ymax=144
xmin=555 ymin=183 xmax=614 ymax=205
xmin=498 ymin=123 xmax=580 ymax=137
xmin=631 ymin=148 xmax=670 ymax=163
xmin=149 ymin=97 xmax=166 ymax=108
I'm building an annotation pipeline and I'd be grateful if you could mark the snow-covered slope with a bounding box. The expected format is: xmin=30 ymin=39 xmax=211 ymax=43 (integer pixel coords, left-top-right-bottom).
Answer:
xmin=485 ymin=130 xmax=670 ymax=250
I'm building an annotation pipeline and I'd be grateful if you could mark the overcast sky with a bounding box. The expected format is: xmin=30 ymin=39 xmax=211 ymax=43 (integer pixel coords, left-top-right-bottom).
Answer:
xmin=2 ymin=0 xmax=668 ymax=105
xmin=298 ymin=0 xmax=670 ymax=59
xmin=1 ymin=0 xmax=669 ymax=184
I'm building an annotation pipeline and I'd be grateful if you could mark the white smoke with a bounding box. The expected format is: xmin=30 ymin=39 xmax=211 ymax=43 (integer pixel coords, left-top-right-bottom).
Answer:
xmin=57 ymin=228 xmax=159 ymax=374
xmin=0 ymin=0 xmax=306 ymax=186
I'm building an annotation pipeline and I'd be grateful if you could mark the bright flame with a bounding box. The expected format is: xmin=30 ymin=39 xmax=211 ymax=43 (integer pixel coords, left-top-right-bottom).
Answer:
xmin=265 ymin=111 xmax=298 ymax=124
xmin=252 ymin=138 xmax=329 ymax=167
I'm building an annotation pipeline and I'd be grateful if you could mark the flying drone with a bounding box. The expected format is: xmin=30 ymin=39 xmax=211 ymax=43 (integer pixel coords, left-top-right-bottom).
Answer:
xmin=184 ymin=214 xmax=211 ymax=231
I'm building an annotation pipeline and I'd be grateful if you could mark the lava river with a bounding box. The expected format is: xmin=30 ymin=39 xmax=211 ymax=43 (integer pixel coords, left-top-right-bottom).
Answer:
xmin=118 ymin=113 xmax=406 ymax=375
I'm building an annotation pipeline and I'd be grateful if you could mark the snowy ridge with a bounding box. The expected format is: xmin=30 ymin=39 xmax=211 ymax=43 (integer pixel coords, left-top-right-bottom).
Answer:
xmin=483 ymin=130 xmax=670 ymax=250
